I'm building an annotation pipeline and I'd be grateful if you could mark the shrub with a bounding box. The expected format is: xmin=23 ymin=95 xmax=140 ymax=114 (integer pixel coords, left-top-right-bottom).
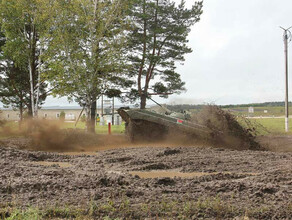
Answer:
xmin=60 ymin=111 xmax=65 ymax=121
xmin=81 ymin=114 xmax=86 ymax=123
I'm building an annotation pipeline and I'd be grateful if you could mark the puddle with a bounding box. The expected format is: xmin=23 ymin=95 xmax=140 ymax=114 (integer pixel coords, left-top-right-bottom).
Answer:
xmin=129 ymin=171 xmax=218 ymax=179
xmin=129 ymin=170 xmax=259 ymax=179
xmin=59 ymin=151 xmax=98 ymax=156
xmin=31 ymin=161 xmax=73 ymax=168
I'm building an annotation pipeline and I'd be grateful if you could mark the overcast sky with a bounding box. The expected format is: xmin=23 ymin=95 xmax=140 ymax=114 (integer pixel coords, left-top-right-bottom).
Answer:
xmin=2 ymin=0 xmax=292 ymax=107
xmin=168 ymin=0 xmax=292 ymax=105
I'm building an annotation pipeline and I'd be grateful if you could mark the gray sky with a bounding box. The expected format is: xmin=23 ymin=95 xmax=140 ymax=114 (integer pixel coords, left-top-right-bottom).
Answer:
xmin=168 ymin=0 xmax=292 ymax=105
xmin=2 ymin=0 xmax=292 ymax=107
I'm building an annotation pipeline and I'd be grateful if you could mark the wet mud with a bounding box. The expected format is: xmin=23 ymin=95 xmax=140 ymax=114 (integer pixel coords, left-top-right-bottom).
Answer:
xmin=0 ymin=141 xmax=291 ymax=218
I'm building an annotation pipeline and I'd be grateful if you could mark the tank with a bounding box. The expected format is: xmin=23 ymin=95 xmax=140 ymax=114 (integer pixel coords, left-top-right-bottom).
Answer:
xmin=118 ymin=108 xmax=210 ymax=142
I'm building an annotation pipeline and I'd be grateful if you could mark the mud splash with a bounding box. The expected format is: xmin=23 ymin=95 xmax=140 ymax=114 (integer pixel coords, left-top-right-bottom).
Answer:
xmin=0 ymin=119 xmax=130 ymax=152
xmin=2 ymin=115 xmax=292 ymax=153
xmin=257 ymin=135 xmax=292 ymax=152
xmin=191 ymin=105 xmax=262 ymax=150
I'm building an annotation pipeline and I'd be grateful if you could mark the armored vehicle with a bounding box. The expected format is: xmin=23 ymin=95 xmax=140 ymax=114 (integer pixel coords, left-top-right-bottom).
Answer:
xmin=118 ymin=108 xmax=210 ymax=142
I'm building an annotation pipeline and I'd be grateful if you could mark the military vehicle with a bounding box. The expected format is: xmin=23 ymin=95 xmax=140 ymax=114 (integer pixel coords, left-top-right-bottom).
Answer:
xmin=118 ymin=108 xmax=211 ymax=142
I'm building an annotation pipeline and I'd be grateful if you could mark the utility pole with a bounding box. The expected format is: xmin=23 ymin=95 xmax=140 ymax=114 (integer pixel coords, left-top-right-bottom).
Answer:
xmin=280 ymin=26 xmax=292 ymax=132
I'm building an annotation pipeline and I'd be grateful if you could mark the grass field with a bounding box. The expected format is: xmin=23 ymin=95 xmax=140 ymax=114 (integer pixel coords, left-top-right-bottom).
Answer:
xmin=61 ymin=121 xmax=125 ymax=134
xmin=248 ymin=118 xmax=292 ymax=134
xmin=223 ymin=106 xmax=287 ymax=117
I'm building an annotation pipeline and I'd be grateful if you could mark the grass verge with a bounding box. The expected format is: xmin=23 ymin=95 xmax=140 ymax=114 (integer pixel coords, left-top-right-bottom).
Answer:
xmin=1 ymin=197 xmax=291 ymax=220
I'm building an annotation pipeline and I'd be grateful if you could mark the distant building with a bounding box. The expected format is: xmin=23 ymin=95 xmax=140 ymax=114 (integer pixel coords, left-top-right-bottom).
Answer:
xmin=0 ymin=106 xmax=123 ymax=125
xmin=248 ymin=107 xmax=254 ymax=113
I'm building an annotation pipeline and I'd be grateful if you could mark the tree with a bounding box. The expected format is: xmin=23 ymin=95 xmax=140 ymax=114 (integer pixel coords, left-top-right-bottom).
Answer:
xmin=128 ymin=0 xmax=203 ymax=109
xmin=0 ymin=0 xmax=51 ymax=117
xmin=45 ymin=0 xmax=133 ymax=132
xmin=0 ymin=29 xmax=47 ymax=120
xmin=0 ymin=60 xmax=30 ymax=121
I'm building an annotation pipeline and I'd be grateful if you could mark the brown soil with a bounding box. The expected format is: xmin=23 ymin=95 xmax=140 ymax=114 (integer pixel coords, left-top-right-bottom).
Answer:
xmin=0 ymin=138 xmax=291 ymax=219
xmin=257 ymin=135 xmax=292 ymax=152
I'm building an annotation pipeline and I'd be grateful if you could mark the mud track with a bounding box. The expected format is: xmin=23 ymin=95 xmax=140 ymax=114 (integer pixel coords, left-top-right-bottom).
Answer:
xmin=0 ymin=139 xmax=292 ymax=219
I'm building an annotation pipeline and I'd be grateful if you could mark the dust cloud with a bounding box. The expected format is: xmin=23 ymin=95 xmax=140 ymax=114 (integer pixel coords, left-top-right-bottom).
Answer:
xmin=1 ymin=107 xmax=291 ymax=153
xmin=0 ymin=119 xmax=127 ymax=152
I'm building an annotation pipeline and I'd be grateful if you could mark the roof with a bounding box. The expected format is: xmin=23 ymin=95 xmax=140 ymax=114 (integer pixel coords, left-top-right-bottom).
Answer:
xmin=0 ymin=104 xmax=137 ymax=111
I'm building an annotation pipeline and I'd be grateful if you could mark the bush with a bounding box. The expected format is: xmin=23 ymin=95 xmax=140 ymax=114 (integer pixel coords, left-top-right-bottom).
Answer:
xmin=60 ymin=111 xmax=65 ymax=121
xmin=80 ymin=114 xmax=86 ymax=122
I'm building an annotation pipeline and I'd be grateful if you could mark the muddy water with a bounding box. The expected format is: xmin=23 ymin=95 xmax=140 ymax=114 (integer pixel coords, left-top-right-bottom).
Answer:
xmin=30 ymin=161 xmax=72 ymax=168
xmin=59 ymin=151 xmax=98 ymax=156
xmin=130 ymin=170 xmax=218 ymax=178
xmin=129 ymin=170 xmax=259 ymax=179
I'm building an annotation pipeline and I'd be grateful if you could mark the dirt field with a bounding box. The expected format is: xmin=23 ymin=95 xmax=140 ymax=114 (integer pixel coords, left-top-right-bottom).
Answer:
xmin=0 ymin=137 xmax=292 ymax=219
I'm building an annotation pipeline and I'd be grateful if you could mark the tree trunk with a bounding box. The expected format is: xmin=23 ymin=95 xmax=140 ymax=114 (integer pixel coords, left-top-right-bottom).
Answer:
xmin=19 ymin=102 xmax=23 ymax=122
xmin=140 ymin=94 xmax=147 ymax=109
xmin=35 ymin=53 xmax=41 ymax=118
xmin=27 ymin=103 xmax=33 ymax=117
xmin=87 ymin=99 xmax=97 ymax=133
xmin=28 ymin=58 xmax=35 ymax=118
xmin=19 ymin=102 xmax=23 ymax=129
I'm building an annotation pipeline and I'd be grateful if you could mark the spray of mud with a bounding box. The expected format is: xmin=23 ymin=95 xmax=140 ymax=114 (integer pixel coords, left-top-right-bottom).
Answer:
xmin=256 ymin=135 xmax=292 ymax=152
xmin=1 ymin=106 xmax=289 ymax=152
xmin=0 ymin=119 xmax=129 ymax=152
xmin=191 ymin=105 xmax=263 ymax=150
xmin=0 ymin=119 xmax=23 ymax=137
xmin=0 ymin=118 xmax=214 ymax=152
xmin=0 ymin=119 xmax=5 ymax=127
xmin=121 ymin=105 xmax=264 ymax=151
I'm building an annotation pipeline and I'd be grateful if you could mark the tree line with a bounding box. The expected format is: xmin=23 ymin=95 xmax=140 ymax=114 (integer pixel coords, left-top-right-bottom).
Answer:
xmin=220 ymin=102 xmax=292 ymax=108
xmin=0 ymin=0 xmax=203 ymax=132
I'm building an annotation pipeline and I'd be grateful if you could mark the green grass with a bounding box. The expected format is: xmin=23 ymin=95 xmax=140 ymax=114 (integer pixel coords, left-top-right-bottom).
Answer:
xmin=1 ymin=197 xmax=291 ymax=219
xmin=61 ymin=121 xmax=125 ymax=134
xmin=223 ymin=106 xmax=287 ymax=117
xmin=249 ymin=118 xmax=292 ymax=134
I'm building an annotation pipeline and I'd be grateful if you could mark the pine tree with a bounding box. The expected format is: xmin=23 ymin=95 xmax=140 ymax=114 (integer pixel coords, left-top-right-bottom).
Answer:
xmin=128 ymin=0 xmax=203 ymax=108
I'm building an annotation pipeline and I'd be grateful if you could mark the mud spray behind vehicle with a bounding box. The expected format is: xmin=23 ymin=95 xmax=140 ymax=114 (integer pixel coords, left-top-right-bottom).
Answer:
xmin=118 ymin=108 xmax=211 ymax=142
xmin=118 ymin=107 xmax=262 ymax=150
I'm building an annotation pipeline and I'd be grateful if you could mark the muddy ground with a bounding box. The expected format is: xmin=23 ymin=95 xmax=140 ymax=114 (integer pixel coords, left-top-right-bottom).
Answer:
xmin=0 ymin=137 xmax=292 ymax=219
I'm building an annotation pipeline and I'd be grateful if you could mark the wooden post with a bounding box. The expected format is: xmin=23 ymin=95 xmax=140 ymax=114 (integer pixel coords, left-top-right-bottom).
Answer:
xmin=112 ymin=97 xmax=114 ymax=125
xmin=108 ymin=122 xmax=111 ymax=135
